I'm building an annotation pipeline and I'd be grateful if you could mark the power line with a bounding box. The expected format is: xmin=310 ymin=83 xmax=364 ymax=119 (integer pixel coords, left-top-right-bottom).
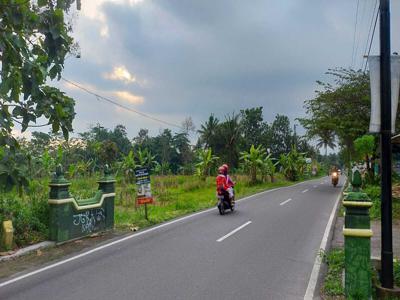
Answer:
xmin=61 ymin=77 xmax=184 ymax=130
xmin=363 ymin=2 xmax=380 ymax=72
xmin=354 ymin=0 xmax=368 ymax=69
xmin=351 ymin=0 xmax=360 ymax=68
xmin=362 ymin=0 xmax=379 ymax=64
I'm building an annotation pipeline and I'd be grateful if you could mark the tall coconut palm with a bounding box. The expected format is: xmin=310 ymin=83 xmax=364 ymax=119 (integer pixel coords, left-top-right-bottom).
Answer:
xmin=198 ymin=114 xmax=219 ymax=148
xmin=221 ymin=113 xmax=242 ymax=167
xmin=315 ymin=129 xmax=336 ymax=158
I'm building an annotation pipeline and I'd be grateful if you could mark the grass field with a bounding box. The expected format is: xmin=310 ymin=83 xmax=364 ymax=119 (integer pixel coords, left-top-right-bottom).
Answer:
xmin=0 ymin=173 xmax=318 ymax=249
xmin=113 ymin=173 xmax=300 ymax=230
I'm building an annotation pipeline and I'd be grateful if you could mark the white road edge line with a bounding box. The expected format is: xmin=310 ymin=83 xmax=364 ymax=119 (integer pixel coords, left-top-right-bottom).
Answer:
xmin=0 ymin=176 xmax=328 ymax=289
xmin=279 ymin=198 xmax=292 ymax=206
xmin=302 ymin=189 xmax=309 ymax=193
xmin=303 ymin=183 xmax=344 ymax=300
xmin=216 ymin=221 xmax=252 ymax=242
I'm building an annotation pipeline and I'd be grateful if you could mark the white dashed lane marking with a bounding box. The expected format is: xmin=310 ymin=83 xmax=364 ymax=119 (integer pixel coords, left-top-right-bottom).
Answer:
xmin=280 ymin=198 xmax=292 ymax=206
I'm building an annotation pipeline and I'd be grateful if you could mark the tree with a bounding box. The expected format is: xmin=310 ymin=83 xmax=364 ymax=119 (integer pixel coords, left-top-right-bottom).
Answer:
xmin=240 ymin=107 xmax=264 ymax=150
xmin=0 ymin=0 xmax=77 ymax=147
xmin=314 ymin=127 xmax=336 ymax=158
xmin=354 ymin=134 xmax=376 ymax=179
xmin=133 ymin=129 xmax=150 ymax=148
xmin=172 ymin=132 xmax=194 ymax=174
xmin=111 ymin=124 xmax=132 ymax=156
xmin=270 ymin=114 xmax=293 ymax=158
xmin=0 ymin=0 xmax=79 ymax=189
xmin=181 ymin=116 xmax=196 ymax=134
xmin=240 ymin=145 xmax=266 ymax=184
xmin=219 ymin=113 xmax=242 ymax=168
xmin=198 ymin=114 xmax=219 ymax=148
xmin=99 ymin=140 xmax=118 ymax=167
xmin=298 ymin=68 xmax=393 ymax=167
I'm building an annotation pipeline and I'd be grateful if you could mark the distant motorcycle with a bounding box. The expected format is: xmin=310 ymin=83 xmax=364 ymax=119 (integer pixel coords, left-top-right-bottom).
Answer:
xmin=217 ymin=190 xmax=235 ymax=215
xmin=331 ymin=171 xmax=339 ymax=187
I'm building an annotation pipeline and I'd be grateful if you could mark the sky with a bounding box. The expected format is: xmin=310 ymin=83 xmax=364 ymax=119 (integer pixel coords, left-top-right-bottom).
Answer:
xmin=22 ymin=0 xmax=400 ymax=141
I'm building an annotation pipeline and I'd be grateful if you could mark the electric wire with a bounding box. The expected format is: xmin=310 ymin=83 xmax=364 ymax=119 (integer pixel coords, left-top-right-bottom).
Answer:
xmin=61 ymin=77 xmax=184 ymax=130
xmin=363 ymin=2 xmax=380 ymax=72
xmin=362 ymin=0 xmax=379 ymax=65
xmin=351 ymin=0 xmax=360 ymax=68
xmin=354 ymin=0 xmax=368 ymax=69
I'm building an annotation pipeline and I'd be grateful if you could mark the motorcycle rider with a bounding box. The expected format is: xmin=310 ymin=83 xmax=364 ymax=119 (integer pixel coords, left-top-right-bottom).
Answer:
xmin=222 ymin=164 xmax=235 ymax=201
xmin=216 ymin=166 xmax=228 ymax=197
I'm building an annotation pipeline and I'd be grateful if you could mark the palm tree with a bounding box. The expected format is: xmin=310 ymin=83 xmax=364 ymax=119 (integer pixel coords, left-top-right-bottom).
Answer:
xmin=240 ymin=145 xmax=266 ymax=184
xmin=222 ymin=113 xmax=242 ymax=167
xmin=315 ymin=129 xmax=336 ymax=158
xmin=198 ymin=114 xmax=219 ymax=148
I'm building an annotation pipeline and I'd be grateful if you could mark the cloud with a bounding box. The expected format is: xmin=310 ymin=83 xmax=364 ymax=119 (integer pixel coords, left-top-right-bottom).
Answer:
xmin=104 ymin=66 xmax=137 ymax=84
xmin=57 ymin=0 xmax=400 ymax=140
xmin=114 ymin=91 xmax=144 ymax=104
xmin=78 ymin=0 xmax=145 ymax=38
xmin=12 ymin=129 xmax=32 ymax=140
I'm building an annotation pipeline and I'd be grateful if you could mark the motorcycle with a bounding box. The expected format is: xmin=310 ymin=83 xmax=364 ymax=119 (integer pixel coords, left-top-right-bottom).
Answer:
xmin=331 ymin=171 xmax=339 ymax=187
xmin=217 ymin=189 xmax=235 ymax=215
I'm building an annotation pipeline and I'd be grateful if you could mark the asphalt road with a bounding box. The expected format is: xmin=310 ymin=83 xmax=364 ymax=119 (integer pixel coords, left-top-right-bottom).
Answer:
xmin=0 ymin=176 xmax=343 ymax=300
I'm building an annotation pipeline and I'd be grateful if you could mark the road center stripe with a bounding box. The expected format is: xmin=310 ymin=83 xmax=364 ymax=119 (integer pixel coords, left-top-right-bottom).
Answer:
xmin=302 ymin=189 xmax=309 ymax=193
xmin=216 ymin=221 xmax=252 ymax=242
xmin=279 ymin=198 xmax=292 ymax=206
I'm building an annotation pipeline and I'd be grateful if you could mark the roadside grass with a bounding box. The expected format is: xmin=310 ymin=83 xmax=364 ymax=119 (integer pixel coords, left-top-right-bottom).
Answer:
xmin=363 ymin=185 xmax=400 ymax=220
xmin=321 ymin=248 xmax=345 ymax=299
xmin=113 ymin=173 xmax=301 ymax=230
xmin=0 ymin=173 xmax=320 ymax=249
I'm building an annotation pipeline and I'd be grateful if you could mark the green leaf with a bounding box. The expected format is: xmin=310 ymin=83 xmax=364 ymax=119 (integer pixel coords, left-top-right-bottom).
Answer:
xmin=37 ymin=0 xmax=48 ymax=7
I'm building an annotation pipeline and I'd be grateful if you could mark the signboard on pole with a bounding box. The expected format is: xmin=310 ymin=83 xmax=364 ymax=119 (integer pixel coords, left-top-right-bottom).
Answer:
xmin=135 ymin=168 xmax=153 ymax=205
xmin=367 ymin=55 xmax=400 ymax=133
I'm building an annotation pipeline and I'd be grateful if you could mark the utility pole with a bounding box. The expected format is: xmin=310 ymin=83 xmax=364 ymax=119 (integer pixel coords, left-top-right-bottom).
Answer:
xmin=380 ymin=0 xmax=393 ymax=288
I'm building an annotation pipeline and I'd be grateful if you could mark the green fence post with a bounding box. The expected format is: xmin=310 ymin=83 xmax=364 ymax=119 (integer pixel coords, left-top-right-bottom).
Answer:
xmin=97 ymin=165 xmax=116 ymax=230
xmin=343 ymin=170 xmax=373 ymax=299
xmin=49 ymin=165 xmax=72 ymax=242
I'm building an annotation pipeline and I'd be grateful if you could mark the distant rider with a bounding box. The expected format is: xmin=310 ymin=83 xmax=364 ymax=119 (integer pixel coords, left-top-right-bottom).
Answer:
xmin=222 ymin=164 xmax=235 ymax=201
xmin=216 ymin=166 xmax=228 ymax=197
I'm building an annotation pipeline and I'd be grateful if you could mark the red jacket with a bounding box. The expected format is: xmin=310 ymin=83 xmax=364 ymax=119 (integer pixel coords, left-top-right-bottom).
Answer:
xmin=216 ymin=174 xmax=227 ymax=194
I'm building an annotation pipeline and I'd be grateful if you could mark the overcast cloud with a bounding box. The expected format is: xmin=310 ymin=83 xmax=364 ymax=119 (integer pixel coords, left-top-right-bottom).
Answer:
xmin=41 ymin=0 xmax=400 ymax=140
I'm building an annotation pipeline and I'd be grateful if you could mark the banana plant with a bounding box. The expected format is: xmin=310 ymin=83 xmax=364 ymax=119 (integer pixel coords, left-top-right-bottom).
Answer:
xmin=120 ymin=150 xmax=136 ymax=183
xmin=240 ymin=145 xmax=266 ymax=184
xmin=261 ymin=153 xmax=279 ymax=182
xmin=196 ymin=148 xmax=219 ymax=180
xmin=136 ymin=148 xmax=157 ymax=171
xmin=279 ymin=147 xmax=306 ymax=181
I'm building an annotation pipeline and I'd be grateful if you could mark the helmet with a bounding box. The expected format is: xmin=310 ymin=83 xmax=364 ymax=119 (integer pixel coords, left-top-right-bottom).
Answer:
xmin=218 ymin=166 xmax=225 ymax=174
xmin=222 ymin=164 xmax=229 ymax=171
